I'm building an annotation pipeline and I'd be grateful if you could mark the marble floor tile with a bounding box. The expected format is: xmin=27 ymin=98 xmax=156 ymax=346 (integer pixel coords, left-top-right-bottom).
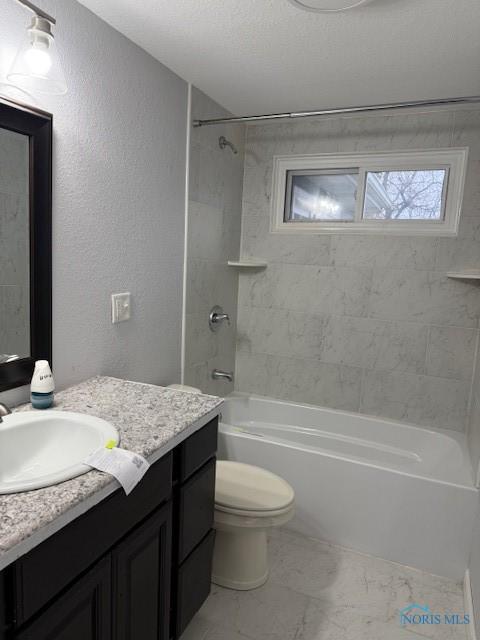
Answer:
xmin=180 ymin=614 xmax=210 ymax=640
xmin=269 ymin=529 xmax=467 ymax=639
xmin=205 ymin=625 xmax=256 ymax=640
xmin=185 ymin=528 xmax=469 ymax=640
xmin=297 ymin=600 xmax=441 ymax=640
xmin=268 ymin=529 xmax=395 ymax=619
xmin=180 ymin=614 xmax=256 ymax=640
xmin=200 ymin=581 xmax=310 ymax=640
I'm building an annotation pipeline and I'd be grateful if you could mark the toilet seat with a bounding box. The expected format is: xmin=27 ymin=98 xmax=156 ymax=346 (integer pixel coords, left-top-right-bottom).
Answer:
xmin=215 ymin=461 xmax=295 ymax=517
xmin=214 ymin=505 xmax=295 ymax=531
xmin=215 ymin=502 xmax=294 ymax=518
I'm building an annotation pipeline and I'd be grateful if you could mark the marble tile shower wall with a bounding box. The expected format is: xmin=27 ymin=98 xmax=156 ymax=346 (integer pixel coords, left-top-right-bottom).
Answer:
xmin=236 ymin=109 xmax=480 ymax=432
xmin=0 ymin=128 xmax=29 ymax=358
xmin=184 ymin=87 xmax=245 ymax=395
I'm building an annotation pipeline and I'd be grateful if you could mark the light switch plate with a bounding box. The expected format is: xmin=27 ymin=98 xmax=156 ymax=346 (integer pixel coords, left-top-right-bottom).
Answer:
xmin=111 ymin=292 xmax=131 ymax=323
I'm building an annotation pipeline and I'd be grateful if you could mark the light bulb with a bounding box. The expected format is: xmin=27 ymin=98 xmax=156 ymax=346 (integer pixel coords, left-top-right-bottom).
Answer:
xmin=23 ymin=45 xmax=52 ymax=76
xmin=7 ymin=15 xmax=67 ymax=95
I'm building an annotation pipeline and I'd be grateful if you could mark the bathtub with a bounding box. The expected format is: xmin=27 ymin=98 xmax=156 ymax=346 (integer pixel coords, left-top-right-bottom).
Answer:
xmin=218 ymin=393 xmax=479 ymax=579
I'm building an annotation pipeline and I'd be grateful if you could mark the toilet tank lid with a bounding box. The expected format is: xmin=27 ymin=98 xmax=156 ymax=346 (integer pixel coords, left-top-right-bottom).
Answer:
xmin=166 ymin=384 xmax=201 ymax=394
xmin=215 ymin=461 xmax=295 ymax=512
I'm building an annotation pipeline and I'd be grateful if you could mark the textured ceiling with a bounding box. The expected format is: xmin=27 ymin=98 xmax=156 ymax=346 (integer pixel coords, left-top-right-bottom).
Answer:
xmin=77 ymin=0 xmax=480 ymax=116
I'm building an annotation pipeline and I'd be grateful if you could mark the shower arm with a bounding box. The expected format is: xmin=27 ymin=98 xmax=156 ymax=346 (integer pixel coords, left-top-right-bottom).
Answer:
xmin=219 ymin=135 xmax=238 ymax=154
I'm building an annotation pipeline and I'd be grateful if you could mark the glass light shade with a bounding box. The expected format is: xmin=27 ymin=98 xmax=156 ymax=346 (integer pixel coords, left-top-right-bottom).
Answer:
xmin=7 ymin=17 xmax=67 ymax=96
xmin=0 ymin=82 xmax=39 ymax=106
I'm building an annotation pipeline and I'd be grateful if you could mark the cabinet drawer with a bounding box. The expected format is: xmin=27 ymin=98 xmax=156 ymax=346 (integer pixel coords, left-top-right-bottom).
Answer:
xmin=14 ymin=452 xmax=172 ymax=626
xmin=176 ymin=418 xmax=218 ymax=482
xmin=178 ymin=459 xmax=216 ymax=563
xmin=175 ymin=530 xmax=215 ymax=639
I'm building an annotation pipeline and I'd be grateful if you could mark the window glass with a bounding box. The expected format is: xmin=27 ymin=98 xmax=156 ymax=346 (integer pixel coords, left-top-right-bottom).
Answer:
xmin=286 ymin=170 xmax=359 ymax=222
xmin=363 ymin=169 xmax=447 ymax=221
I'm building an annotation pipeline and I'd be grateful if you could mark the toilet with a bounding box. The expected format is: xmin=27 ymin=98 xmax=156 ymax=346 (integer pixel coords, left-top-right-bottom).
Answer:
xmin=166 ymin=384 xmax=202 ymax=394
xmin=213 ymin=461 xmax=295 ymax=590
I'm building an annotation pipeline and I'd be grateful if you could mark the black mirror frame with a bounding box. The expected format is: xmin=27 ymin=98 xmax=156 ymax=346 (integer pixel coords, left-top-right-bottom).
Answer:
xmin=0 ymin=97 xmax=52 ymax=392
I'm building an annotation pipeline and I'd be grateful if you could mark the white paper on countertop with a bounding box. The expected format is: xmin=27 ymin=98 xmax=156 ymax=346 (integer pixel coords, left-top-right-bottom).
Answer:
xmin=84 ymin=447 xmax=150 ymax=495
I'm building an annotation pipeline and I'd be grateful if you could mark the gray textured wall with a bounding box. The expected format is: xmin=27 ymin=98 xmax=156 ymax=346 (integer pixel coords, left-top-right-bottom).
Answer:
xmin=184 ymin=87 xmax=245 ymax=395
xmin=0 ymin=0 xmax=187 ymax=403
xmin=236 ymin=109 xmax=480 ymax=432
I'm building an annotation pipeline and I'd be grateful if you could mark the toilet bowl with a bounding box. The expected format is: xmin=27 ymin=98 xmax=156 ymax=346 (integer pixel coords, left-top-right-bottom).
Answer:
xmin=213 ymin=461 xmax=295 ymax=590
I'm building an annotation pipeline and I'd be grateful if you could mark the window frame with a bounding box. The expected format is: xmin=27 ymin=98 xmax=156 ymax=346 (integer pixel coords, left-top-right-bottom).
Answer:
xmin=271 ymin=148 xmax=468 ymax=236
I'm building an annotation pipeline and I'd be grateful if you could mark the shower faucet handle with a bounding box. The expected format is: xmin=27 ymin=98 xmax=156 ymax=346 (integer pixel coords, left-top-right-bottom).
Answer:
xmin=209 ymin=305 xmax=231 ymax=331
xmin=214 ymin=312 xmax=230 ymax=324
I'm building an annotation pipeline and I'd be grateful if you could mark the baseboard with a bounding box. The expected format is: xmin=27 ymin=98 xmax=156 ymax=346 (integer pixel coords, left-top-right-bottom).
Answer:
xmin=465 ymin=570 xmax=478 ymax=640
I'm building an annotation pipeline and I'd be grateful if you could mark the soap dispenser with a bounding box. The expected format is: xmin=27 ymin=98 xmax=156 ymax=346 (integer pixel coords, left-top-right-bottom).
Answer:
xmin=30 ymin=360 xmax=55 ymax=409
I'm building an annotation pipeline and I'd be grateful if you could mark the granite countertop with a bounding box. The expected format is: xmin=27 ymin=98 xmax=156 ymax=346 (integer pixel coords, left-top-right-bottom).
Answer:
xmin=0 ymin=376 xmax=223 ymax=570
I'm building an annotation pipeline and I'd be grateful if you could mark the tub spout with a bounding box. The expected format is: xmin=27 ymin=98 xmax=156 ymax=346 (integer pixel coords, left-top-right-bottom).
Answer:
xmin=0 ymin=403 xmax=11 ymax=424
xmin=212 ymin=369 xmax=234 ymax=382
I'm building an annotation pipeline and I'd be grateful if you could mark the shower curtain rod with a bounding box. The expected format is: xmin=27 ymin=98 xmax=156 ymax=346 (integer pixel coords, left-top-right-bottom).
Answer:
xmin=192 ymin=95 xmax=480 ymax=127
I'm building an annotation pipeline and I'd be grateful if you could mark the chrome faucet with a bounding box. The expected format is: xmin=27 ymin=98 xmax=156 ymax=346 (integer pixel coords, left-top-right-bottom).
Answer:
xmin=209 ymin=306 xmax=231 ymax=332
xmin=218 ymin=136 xmax=238 ymax=155
xmin=212 ymin=369 xmax=234 ymax=383
xmin=0 ymin=403 xmax=12 ymax=423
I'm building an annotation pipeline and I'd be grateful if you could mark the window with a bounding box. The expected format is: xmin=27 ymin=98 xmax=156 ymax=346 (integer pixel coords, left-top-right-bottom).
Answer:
xmin=272 ymin=149 xmax=467 ymax=235
xmin=286 ymin=170 xmax=359 ymax=222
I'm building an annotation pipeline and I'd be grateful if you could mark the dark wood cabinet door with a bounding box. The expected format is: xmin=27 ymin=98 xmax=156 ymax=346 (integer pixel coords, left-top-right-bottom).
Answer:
xmin=112 ymin=503 xmax=172 ymax=640
xmin=178 ymin=458 xmax=216 ymax=563
xmin=15 ymin=556 xmax=111 ymax=640
xmin=174 ymin=530 xmax=215 ymax=639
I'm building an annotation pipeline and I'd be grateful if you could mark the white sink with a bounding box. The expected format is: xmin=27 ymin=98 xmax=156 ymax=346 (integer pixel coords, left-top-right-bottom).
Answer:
xmin=0 ymin=411 xmax=119 ymax=494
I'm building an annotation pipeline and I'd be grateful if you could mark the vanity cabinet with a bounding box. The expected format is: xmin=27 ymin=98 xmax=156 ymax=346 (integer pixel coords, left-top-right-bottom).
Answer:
xmin=15 ymin=556 xmax=112 ymax=640
xmin=0 ymin=416 xmax=218 ymax=640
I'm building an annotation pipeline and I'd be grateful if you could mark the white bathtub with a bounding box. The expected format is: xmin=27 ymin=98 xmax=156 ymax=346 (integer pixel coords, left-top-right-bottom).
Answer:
xmin=218 ymin=393 xmax=479 ymax=579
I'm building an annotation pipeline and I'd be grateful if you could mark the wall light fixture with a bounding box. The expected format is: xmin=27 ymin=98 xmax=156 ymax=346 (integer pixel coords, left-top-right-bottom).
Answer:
xmin=7 ymin=0 xmax=67 ymax=95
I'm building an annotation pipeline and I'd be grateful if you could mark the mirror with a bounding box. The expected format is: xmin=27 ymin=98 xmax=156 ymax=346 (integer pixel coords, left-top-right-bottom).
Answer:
xmin=0 ymin=127 xmax=30 ymax=363
xmin=0 ymin=97 xmax=52 ymax=392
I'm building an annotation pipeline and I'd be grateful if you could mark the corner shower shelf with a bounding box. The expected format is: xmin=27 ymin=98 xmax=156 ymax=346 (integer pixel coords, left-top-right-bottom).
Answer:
xmin=227 ymin=259 xmax=268 ymax=269
xmin=447 ymin=270 xmax=480 ymax=281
